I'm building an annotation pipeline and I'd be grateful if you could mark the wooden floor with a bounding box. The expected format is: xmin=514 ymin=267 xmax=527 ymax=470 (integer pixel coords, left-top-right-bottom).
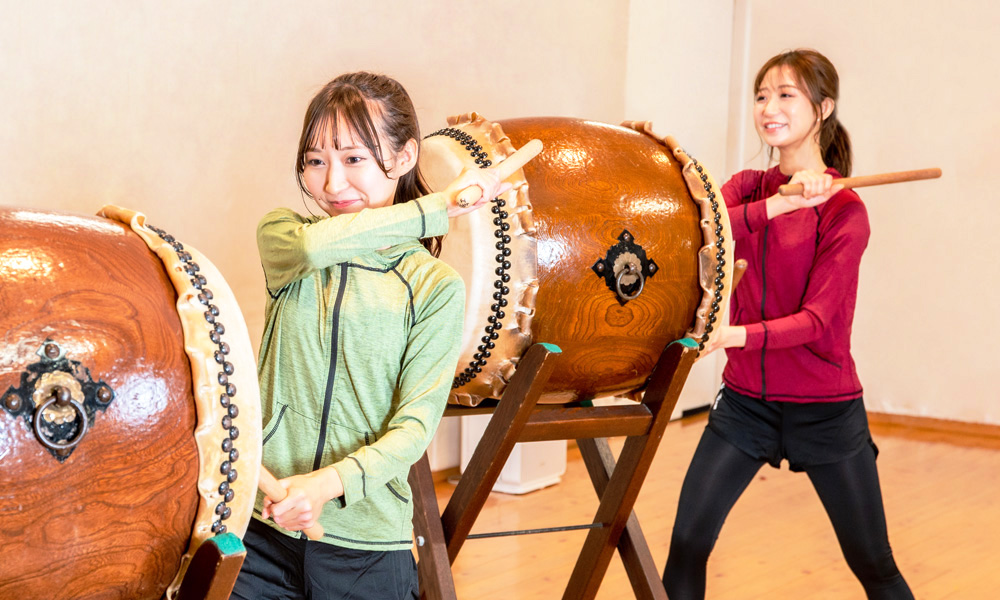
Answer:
xmin=431 ymin=413 xmax=1000 ymax=599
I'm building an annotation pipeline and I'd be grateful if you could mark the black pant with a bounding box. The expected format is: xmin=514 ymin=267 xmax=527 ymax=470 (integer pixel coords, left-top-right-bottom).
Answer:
xmin=662 ymin=427 xmax=913 ymax=600
xmin=231 ymin=518 xmax=418 ymax=600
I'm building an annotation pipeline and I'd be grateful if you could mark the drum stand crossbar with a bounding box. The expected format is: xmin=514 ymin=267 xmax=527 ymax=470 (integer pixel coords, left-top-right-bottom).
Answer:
xmin=410 ymin=340 xmax=698 ymax=600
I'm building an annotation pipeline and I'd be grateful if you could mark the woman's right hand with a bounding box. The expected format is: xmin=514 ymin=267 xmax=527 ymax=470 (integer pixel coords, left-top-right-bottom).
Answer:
xmin=767 ymin=169 xmax=844 ymax=218
xmin=442 ymin=166 xmax=513 ymax=218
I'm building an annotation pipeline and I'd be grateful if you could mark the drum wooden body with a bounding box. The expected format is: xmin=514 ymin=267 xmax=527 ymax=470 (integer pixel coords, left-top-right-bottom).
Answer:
xmin=420 ymin=115 xmax=733 ymax=405
xmin=0 ymin=206 xmax=261 ymax=599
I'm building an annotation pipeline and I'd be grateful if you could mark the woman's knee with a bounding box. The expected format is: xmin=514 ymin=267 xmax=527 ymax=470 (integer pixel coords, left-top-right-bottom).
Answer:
xmin=843 ymin=542 xmax=902 ymax=585
xmin=669 ymin=521 xmax=717 ymax=562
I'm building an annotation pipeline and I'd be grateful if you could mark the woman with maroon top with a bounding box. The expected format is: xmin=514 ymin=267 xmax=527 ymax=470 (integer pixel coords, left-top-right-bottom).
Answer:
xmin=661 ymin=50 xmax=913 ymax=599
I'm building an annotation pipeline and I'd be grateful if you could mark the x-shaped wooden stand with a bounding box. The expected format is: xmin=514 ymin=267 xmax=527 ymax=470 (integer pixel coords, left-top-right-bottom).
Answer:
xmin=410 ymin=340 xmax=698 ymax=599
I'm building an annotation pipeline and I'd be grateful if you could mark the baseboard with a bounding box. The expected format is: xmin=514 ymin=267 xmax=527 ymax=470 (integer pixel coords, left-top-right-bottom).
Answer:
xmin=432 ymin=466 xmax=460 ymax=484
xmin=868 ymin=411 xmax=1000 ymax=440
xmin=681 ymin=403 xmax=711 ymax=418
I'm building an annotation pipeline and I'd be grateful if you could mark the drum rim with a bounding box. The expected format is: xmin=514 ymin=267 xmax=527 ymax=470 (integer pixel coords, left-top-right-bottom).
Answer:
xmin=424 ymin=113 xmax=537 ymax=407
xmin=98 ymin=205 xmax=262 ymax=598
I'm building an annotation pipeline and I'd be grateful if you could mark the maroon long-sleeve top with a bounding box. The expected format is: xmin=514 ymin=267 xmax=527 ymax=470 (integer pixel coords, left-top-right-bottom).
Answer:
xmin=721 ymin=166 xmax=869 ymax=403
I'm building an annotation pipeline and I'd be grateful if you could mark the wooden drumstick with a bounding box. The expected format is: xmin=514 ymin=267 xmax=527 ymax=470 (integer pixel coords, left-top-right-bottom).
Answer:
xmin=456 ymin=138 xmax=544 ymax=206
xmin=732 ymin=259 xmax=748 ymax=291
xmin=259 ymin=466 xmax=325 ymax=541
xmin=778 ymin=168 xmax=941 ymax=196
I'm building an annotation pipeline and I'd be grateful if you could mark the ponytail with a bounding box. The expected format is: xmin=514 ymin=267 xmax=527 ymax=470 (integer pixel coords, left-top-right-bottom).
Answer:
xmin=821 ymin=117 xmax=852 ymax=177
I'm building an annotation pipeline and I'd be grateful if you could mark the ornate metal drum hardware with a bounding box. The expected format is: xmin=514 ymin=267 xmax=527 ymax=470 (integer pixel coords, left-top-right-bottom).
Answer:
xmin=2 ymin=341 xmax=115 ymax=461
xmin=615 ymin=263 xmax=644 ymax=301
xmin=33 ymin=385 xmax=89 ymax=456
xmin=591 ymin=230 xmax=659 ymax=305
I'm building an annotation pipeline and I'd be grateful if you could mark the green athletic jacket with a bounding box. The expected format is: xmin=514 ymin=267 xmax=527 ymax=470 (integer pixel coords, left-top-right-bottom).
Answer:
xmin=253 ymin=194 xmax=463 ymax=551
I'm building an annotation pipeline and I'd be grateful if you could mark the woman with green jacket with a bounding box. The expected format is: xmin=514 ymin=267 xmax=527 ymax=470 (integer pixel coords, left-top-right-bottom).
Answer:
xmin=232 ymin=71 xmax=508 ymax=600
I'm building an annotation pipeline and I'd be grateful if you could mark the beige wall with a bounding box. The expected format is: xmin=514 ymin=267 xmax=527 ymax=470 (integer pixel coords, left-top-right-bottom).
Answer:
xmin=1 ymin=0 xmax=629 ymax=351
xmin=730 ymin=0 xmax=1000 ymax=423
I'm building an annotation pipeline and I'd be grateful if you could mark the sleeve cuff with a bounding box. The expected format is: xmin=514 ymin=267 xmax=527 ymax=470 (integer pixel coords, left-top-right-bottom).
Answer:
xmin=417 ymin=194 xmax=450 ymax=238
xmin=742 ymin=323 xmax=766 ymax=351
xmin=331 ymin=458 xmax=366 ymax=508
xmin=745 ymin=201 xmax=770 ymax=233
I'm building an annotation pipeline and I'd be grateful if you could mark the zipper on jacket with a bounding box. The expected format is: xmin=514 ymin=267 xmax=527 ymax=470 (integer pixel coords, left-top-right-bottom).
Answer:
xmin=760 ymin=223 xmax=768 ymax=399
xmin=313 ymin=263 xmax=350 ymax=471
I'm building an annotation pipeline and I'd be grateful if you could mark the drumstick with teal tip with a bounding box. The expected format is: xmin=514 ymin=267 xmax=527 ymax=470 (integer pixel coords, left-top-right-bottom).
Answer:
xmin=456 ymin=138 xmax=544 ymax=206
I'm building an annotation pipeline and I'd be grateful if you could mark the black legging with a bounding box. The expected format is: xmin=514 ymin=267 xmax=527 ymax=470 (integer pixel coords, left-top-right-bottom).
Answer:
xmin=662 ymin=427 xmax=913 ymax=600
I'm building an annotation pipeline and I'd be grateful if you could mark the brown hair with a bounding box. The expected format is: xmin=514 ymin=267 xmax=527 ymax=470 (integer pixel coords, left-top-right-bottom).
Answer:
xmin=296 ymin=72 xmax=441 ymax=256
xmin=754 ymin=49 xmax=852 ymax=176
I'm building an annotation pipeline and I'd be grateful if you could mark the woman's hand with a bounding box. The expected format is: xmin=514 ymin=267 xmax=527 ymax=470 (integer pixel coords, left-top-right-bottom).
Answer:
xmin=699 ymin=324 xmax=747 ymax=359
xmin=442 ymin=166 xmax=513 ymax=218
xmin=767 ymin=169 xmax=844 ymax=218
xmin=262 ymin=467 xmax=344 ymax=532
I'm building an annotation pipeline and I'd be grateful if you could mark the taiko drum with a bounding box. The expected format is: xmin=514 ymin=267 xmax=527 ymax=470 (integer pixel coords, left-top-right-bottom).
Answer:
xmin=0 ymin=205 xmax=261 ymax=599
xmin=419 ymin=115 xmax=733 ymax=406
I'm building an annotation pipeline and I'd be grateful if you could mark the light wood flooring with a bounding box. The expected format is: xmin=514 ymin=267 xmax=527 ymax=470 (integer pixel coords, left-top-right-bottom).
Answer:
xmin=431 ymin=413 xmax=1000 ymax=599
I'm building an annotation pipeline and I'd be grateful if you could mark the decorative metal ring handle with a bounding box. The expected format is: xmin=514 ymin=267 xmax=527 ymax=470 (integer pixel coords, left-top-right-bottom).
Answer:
xmin=615 ymin=263 xmax=645 ymax=301
xmin=33 ymin=389 xmax=89 ymax=455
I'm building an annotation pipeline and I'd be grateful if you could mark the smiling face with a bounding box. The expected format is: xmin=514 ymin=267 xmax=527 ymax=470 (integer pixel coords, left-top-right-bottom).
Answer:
xmin=753 ymin=65 xmax=823 ymax=155
xmin=301 ymin=118 xmax=416 ymax=217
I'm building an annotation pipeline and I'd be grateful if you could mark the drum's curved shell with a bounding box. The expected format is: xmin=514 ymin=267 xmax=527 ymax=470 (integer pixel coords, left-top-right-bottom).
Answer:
xmin=0 ymin=206 xmax=261 ymax=599
xmin=420 ymin=115 xmax=732 ymax=405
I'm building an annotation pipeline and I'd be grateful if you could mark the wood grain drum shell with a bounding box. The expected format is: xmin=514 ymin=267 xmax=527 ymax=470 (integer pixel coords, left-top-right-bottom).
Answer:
xmin=419 ymin=115 xmax=733 ymax=406
xmin=0 ymin=205 xmax=261 ymax=600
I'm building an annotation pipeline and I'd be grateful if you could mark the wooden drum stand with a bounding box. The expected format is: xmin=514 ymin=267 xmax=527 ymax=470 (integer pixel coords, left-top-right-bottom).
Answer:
xmin=410 ymin=340 xmax=699 ymax=600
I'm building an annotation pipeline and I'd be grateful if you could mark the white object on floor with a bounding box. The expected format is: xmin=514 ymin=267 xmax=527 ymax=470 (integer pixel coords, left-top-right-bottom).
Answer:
xmin=460 ymin=413 xmax=567 ymax=495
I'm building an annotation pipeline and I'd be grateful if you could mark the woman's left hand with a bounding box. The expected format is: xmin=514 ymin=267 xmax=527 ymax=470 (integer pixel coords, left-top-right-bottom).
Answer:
xmin=699 ymin=324 xmax=747 ymax=359
xmin=263 ymin=467 xmax=344 ymax=532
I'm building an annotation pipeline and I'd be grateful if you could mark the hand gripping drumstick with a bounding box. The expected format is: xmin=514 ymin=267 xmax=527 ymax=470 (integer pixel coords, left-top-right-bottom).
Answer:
xmin=259 ymin=466 xmax=325 ymax=541
xmin=456 ymin=138 xmax=544 ymax=207
xmin=778 ymin=168 xmax=941 ymax=196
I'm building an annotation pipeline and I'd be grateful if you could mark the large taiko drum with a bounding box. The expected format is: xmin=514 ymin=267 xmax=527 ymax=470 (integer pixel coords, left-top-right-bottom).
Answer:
xmin=0 ymin=205 xmax=262 ymax=599
xmin=420 ymin=114 xmax=734 ymax=406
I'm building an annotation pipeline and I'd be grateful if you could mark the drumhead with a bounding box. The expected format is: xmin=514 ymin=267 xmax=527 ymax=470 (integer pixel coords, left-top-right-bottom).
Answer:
xmin=420 ymin=116 xmax=537 ymax=406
